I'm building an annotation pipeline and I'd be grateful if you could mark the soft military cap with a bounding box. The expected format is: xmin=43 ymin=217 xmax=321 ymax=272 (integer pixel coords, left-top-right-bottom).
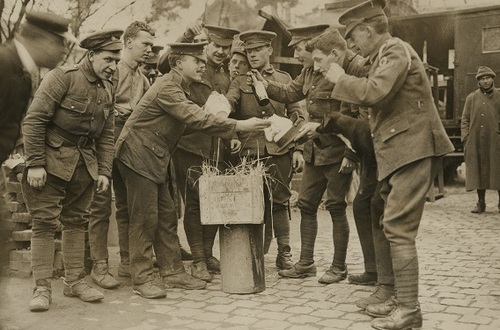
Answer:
xmin=145 ymin=45 xmax=165 ymax=65
xmin=168 ymin=42 xmax=208 ymax=62
xmin=338 ymin=0 xmax=386 ymax=39
xmin=475 ymin=66 xmax=496 ymax=80
xmin=287 ymin=24 xmax=330 ymax=47
xmin=23 ymin=11 xmax=78 ymax=44
xmin=230 ymin=39 xmax=246 ymax=57
xmin=240 ymin=30 xmax=277 ymax=50
xmin=204 ymin=25 xmax=240 ymax=47
xmin=80 ymin=29 xmax=124 ymax=51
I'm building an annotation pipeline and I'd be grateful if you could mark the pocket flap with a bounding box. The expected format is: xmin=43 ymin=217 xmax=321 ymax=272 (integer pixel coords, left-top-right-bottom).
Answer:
xmin=381 ymin=119 xmax=409 ymax=142
xmin=60 ymin=97 xmax=87 ymax=113
xmin=144 ymin=140 xmax=166 ymax=158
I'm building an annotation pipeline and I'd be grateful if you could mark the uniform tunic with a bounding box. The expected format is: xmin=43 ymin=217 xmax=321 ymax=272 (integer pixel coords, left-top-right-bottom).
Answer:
xmin=332 ymin=36 xmax=454 ymax=181
xmin=114 ymin=69 xmax=237 ymax=284
xmin=23 ymin=57 xmax=114 ymax=182
xmin=461 ymin=88 xmax=500 ymax=191
xmin=226 ymin=66 xmax=303 ymax=157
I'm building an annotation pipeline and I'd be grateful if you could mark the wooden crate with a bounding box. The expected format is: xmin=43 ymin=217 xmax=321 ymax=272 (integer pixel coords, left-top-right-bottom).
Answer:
xmin=199 ymin=174 xmax=264 ymax=225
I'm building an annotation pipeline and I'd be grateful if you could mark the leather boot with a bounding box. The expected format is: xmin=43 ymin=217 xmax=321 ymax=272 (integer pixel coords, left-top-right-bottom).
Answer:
xmin=371 ymin=304 xmax=422 ymax=330
xmin=91 ymin=260 xmax=120 ymax=289
xmin=278 ymin=262 xmax=317 ymax=278
xmin=356 ymin=284 xmax=395 ymax=309
xmin=276 ymin=245 xmax=294 ymax=270
xmin=29 ymin=279 xmax=51 ymax=312
xmin=348 ymin=271 xmax=377 ymax=286
xmin=318 ymin=264 xmax=347 ymax=284
xmin=366 ymin=296 xmax=397 ymax=318
xmin=471 ymin=202 xmax=486 ymax=214
xmin=163 ymin=272 xmax=206 ymax=290
xmin=205 ymin=256 xmax=221 ymax=274
xmin=191 ymin=261 xmax=213 ymax=282
xmin=63 ymin=279 xmax=104 ymax=302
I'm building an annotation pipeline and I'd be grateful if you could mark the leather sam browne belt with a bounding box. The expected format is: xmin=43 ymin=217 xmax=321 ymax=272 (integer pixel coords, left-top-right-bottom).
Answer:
xmin=48 ymin=124 xmax=94 ymax=148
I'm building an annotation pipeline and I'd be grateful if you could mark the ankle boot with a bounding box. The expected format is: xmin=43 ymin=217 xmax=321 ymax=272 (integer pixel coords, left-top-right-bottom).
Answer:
xmin=371 ymin=304 xmax=422 ymax=330
xmin=278 ymin=262 xmax=316 ymax=278
xmin=29 ymin=279 xmax=51 ymax=312
xmin=356 ymin=284 xmax=395 ymax=309
xmin=91 ymin=260 xmax=120 ymax=289
xmin=471 ymin=202 xmax=486 ymax=214
xmin=366 ymin=296 xmax=397 ymax=318
xmin=276 ymin=245 xmax=293 ymax=270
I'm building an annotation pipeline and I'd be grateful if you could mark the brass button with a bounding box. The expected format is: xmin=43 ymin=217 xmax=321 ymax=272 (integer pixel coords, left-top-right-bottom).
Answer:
xmin=390 ymin=128 xmax=395 ymax=133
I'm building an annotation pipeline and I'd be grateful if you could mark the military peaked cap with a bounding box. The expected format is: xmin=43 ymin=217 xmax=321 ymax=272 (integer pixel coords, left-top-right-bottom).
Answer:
xmin=230 ymin=39 xmax=246 ymax=57
xmin=168 ymin=42 xmax=208 ymax=62
xmin=239 ymin=30 xmax=277 ymax=50
xmin=24 ymin=11 xmax=78 ymax=44
xmin=80 ymin=29 xmax=124 ymax=51
xmin=145 ymin=45 xmax=165 ymax=65
xmin=338 ymin=0 xmax=386 ymax=38
xmin=287 ymin=24 xmax=330 ymax=47
xmin=204 ymin=25 xmax=240 ymax=47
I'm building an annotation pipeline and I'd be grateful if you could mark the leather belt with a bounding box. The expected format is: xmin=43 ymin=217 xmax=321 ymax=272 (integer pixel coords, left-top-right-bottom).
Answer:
xmin=48 ymin=124 xmax=93 ymax=148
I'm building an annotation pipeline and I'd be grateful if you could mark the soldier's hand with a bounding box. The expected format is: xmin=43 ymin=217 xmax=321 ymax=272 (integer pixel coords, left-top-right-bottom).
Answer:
xmin=292 ymin=150 xmax=304 ymax=173
xmin=230 ymin=139 xmax=242 ymax=154
xmin=323 ymin=62 xmax=345 ymax=84
xmin=248 ymin=69 xmax=268 ymax=88
xmin=187 ymin=19 xmax=204 ymax=36
xmin=27 ymin=166 xmax=47 ymax=190
xmin=235 ymin=117 xmax=271 ymax=132
xmin=339 ymin=157 xmax=357 ymax=174
xmin=96 ymin=175 xmax=110 ymax=194
xmin=294 ymin=122 xmax=321 ymax=142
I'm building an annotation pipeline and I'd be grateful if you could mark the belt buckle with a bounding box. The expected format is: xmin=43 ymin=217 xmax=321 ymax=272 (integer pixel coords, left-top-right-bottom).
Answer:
xmin=77 ymin=136 xmax=88 ymax=147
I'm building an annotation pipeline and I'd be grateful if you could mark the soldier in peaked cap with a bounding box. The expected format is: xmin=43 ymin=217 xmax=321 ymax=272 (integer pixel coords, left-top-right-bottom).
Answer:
xmin=22 ymin=28 xmax=123 ymax=312
xmin=0 ymin=11 xmax=77 ymax=165
xmin=226 ymin=29 xmax=305 ymax=271
xmin=251 ymin=26 xmax=365 ymax=286
xmin=113 ymin=40 xmax=270 ymax=298
xmin=170 ymin=22 xmax=241 ymax=282
xmin=228 ymin=39 xmax=249 ymax=81
xmin=317 ymin=0 xmax=454 ymax=328
xmin=86 ymin=22 xmax=155 ymax=295
xmin=0 ymin=11 xmax=77 ymax=273
xmin=140 ymin=45 xmax=164 ymax=84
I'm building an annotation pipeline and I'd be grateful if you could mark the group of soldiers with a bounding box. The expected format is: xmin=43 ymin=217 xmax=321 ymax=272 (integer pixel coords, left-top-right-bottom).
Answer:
xmin=0 ymin=0 xmax=457 ymax=329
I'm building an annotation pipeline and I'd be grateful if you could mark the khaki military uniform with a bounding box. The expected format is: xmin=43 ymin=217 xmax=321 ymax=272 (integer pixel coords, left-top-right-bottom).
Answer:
xmin=115 ymin=69 xmax=236 ymax=285
xmin=22 ymin=57 xmax=115 ymax=283
xmin=331 ymin=35 xmax=454 ymax=307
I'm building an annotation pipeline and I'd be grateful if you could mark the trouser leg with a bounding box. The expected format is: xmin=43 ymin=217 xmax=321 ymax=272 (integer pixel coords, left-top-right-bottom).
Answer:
xmin=153 ymin=175 xmax=185 ymax=277
xmin=371 ymin=182 xmax=394 ymax=286
xmin=352 ymin=160 xmax=378 ymax=273
xmin=88 ymin=184 xmax=112 ymax=261
xmin=113 ymin=161 xmax=130 ymax=265
xmin=323 ymin=162 xmax=351 ymax=269
xmin=117 ymin=161 xmax=158 ymax=285
xmin=380 ymin=157 xmax=438 ymax=307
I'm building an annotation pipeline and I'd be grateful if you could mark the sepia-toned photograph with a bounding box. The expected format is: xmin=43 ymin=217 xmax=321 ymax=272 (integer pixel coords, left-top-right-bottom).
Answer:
xmin=0 ymin=0 xmax=499 ymax=329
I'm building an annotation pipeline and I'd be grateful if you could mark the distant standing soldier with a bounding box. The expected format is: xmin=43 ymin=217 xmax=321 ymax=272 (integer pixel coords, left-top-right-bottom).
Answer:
xmin=23 ymin=29 xmax=122 ymax=312
xmin=461 ymin=66 xmax=500 ymax=213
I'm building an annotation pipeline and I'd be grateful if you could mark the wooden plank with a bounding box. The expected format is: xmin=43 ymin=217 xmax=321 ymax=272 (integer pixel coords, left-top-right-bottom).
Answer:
xmin=199 ymin=174 xmax=264 ymax=225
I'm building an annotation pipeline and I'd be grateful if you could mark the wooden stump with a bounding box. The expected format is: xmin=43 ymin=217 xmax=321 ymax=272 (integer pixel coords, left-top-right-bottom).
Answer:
xmin=219 ymin=224 xmax=265 ymax=294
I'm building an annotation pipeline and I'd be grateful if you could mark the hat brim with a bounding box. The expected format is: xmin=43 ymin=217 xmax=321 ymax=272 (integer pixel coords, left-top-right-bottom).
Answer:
xmin=476 ymin=72 xmax=496 ymax=80
xmin=275 ymin=120 xmax=306 ymax=153
xmin=209 ymin=35 xmax=233 ymax=47
xmin=191 ymin=54 xmax=207 ymax=62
